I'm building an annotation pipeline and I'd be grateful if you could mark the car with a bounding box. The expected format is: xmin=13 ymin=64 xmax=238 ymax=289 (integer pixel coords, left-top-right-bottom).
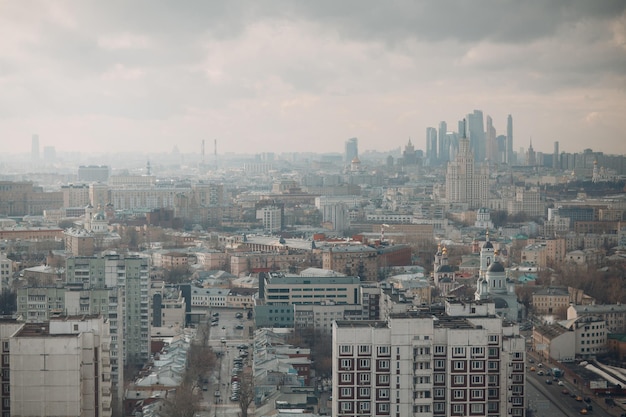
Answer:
xmin=237 ymin=344 xmax=249 ymax=350
xmin=562 ymin=389 xmax=569 ymax=395
xmin=528 ymin=358 xmax=534 ymax=363
xmin=580 ymin=409 xmax=588 ymax=415
xmin=212 ymin=312 xmax=219 ymax=317
xmin=537 ymin=363 xmax=543 ymax=368
xmin=214 ymin=390 xmax=221 ymax=397
xmin=220 ymin=337 xmax=226 ymax=343
xmin=211 ymin=317 xmax=219 ymax=323
xmin=558 ymin=381 xmax=564 ymax=386
xmin=211 ymin=321 xmax=219 ymax=326
xmin=235 ymin=312 xmax=243 ymax=319
xmin=545 ymin=379 xmax=552 ymax=385
xmin=230 ymin=395 xmax=239 ymax=401
xmin=530 ymin=367 xmax=536 ymax=372
xmin=239 ymin=351 xmax=249 ymax=357
xmin=537 ymin=370 xmax=544 ymax=376
xmin=235 ymin=324 xmax=244 ymax=330
xmin=584 ymin=397 xmax=591 ymax=403
xmin=576 ymin=396 xmax=583 ymax=402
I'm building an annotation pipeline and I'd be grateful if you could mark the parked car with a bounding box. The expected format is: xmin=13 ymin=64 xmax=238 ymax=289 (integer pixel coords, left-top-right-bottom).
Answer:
xmin=545 ymin=379 xmax=552 ymax=385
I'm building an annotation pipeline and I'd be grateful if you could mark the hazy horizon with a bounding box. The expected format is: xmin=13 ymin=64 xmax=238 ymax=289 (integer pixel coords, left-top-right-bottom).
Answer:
xmin=1 ymin=1 xmax=625 ymax=156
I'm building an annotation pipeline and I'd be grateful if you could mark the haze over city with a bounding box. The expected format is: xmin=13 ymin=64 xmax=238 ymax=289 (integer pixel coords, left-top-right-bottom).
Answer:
xmin=1 ymin=1 xmax=625 ymax=156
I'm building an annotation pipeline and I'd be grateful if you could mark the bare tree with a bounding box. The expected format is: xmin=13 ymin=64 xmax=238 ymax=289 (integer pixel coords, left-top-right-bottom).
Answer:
xmin=237 ymin=371 xmax=255 ymax=417
xmin=161 ymin=379 xmax=203 ymax=417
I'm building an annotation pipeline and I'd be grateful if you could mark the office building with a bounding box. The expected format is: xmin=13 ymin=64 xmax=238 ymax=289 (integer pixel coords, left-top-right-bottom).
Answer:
xmin=332 ymin=299 xmax=526 ymax=417
xmin=78 ymin=165 xmax=110 ymax=183
xmin=31 ymin=134 xmax=39 ymax=161
xmin=438 ymin=121 xmax=448 ymax=164
xmin=426 ymin=127 xmax=437 ymax=165
xmin=467 ymin=110 xmax=486 ymax=162
xmin=506 ymin=115 xmax=513 ymax=165
xmin=345 ymin=138 xmax=359 ymax=164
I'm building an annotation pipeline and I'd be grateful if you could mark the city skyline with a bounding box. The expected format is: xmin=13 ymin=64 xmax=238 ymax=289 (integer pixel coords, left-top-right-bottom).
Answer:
xmin=1 ymin=1 xmax=625 ymax=156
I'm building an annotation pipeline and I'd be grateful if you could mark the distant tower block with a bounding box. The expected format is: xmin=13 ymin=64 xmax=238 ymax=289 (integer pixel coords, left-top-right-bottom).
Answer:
xmin=31 ymin=134 xmax=39 ymax=161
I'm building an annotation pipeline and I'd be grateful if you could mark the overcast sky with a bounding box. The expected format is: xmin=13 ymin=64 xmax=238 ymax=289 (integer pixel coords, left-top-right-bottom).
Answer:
xmin=1 ymin=1 xmax=625 ymax=157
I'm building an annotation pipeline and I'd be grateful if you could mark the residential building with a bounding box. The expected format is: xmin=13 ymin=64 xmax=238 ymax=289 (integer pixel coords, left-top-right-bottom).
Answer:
xmin=568 ymin=304 xmax=626 ymax=334
xmin=332 ymin=299 xmax=526 ymax=417
xmin=445 ymin=134 xmax=489 ymax=209
xmin=10 ymin=315 xmax=112 ymax=417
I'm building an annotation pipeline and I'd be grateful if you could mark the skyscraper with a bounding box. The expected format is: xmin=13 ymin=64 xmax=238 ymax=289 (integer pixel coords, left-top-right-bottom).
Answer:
xmin=31 ymin=134 xmax=39 ymax=161
xmin=485 ymin=115 xmax=497 ymax=162
xmin=345 ymin=138 xmax=358 ymax=164
xmin=506 ymin=115 xmax=513 ymax=165
xmin=438 ymin=121 xmax=448 ymax=164
xmin=467 ymin=110 xmax=486 ymax=162
xmin=553 ymin=141 xmax=559 ymax=169
xmin=445 ymin=126 xmax=489 ymax=209
xmin=426 ymin=127 xmax=437 ymax=165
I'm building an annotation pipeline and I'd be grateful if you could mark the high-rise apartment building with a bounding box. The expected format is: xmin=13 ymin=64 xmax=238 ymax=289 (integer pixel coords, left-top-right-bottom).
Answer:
xmin=445 ymin=134 xmax=489 ymax=209
xmin=553 ymin=141 xmax=559 ymax=169
xmin=345 ymin=138 xmax=359 ymax=164
xmin=485 ymin=115 xmax=497 ymax=162
xmin=332 ymin=299 xmax=526 ymax=417
xmin=9 ymin=316 xmax=112 ymax=417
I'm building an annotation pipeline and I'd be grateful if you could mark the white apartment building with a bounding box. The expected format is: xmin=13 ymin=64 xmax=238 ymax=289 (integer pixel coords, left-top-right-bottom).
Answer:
xmin=10 ymin=315 xmax=112 ymax=417
xmin=332 ymin=299 xmax=526 ymax=417
xmin=0 ymin=253 xmax=13 ymax=292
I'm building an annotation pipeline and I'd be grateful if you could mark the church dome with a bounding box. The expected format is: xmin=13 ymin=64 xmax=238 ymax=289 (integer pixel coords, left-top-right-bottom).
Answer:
xmin=436 ymin=265 xmax=454 ymax=273
xmin=487 ymin=261 xmax=505 ymax=273
xmin=93 ymin=211 xmax=106 ymax=221
xmin=483 ymin=240 xmax=493 ymax=249
xmin=493 ymin=297 xmax=509 ymax=309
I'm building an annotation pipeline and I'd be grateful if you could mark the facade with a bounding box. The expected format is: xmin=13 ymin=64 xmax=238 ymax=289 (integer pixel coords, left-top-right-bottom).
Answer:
xmin=10 ymin=316 xmax=112 ymax=417
xmin=262 ymin=272 xmax=362 ymax=306
xmin=445 ymin=136 xmax=489 ymax=209
xmin=532 ymin=288 xmax=570 ymax=315
xmin=568 ymin=304 xmax=626 ymax=334
xmin=78 ymin=165 xmax=110 ymax=183
xmin=322 ymin=245 xmax=378 ymax=282
xmin=332 ymin=299 xmax=526 ymax=417
xmin=0 ymin=253 xmax=13 ymax=292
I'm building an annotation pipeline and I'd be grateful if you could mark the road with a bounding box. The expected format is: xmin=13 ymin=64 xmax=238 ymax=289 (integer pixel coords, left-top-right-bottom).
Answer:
xmin=203 ymin=307 xmax=254 ymax=417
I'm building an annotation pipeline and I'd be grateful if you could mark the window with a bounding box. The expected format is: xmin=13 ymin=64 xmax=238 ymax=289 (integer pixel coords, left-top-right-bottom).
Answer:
xmin=471 ymin=403 xmax=484 ymax=414
xmin=488 ymin=375 xmax=498 ymax=385
xmin=359 ymin=358 xmax=371 ymax=369
xmin=341 ymin=387 xmax=353 ymax=397
xmin=471 ymin=347 xmax=484 ymax=357
xmin=378 ymin=403 xmax=390 ymax=413
xmin=453 ymin=360 xmax=465 ymax=370
xmin=434 ymin=345 xmax=446 ymax=355
xmin=359 ymin=345 xmax=371 ymax=355
xmin=377 ymin=346 xmax=390 ymax=356
xmin=359 ymin=401 xmax=370 ymax=412
xmin=452 ymin=347 xmax=466 ymax=357
xmin=471 ymin=360 xmax=484 ymax=370
xmin=340 ymin=359 xmax=352 ymax=369
xmin=340 ymin=373 xmax=352 ymax=383
xmin=471 ymin=375 xmax=484 ymax=384
xmin=453 ymin=389 xmax=464 ymax=399
xmin=340 ymin=401 xmax=353 ymax=412
xmin=434 ymin=388 xmax=445 ymax=399
xmin=434 ymin=359 xmax=445 ymax=370
xmin=434 ymin=373 xmax=445 ymax=383
xmin=358 ymin=387 xmax=370 ymax=398
xmin=378 ymin=388 xmax=390 ymax=399
xmin=359 ymin=373 xmax=370 ymax=384
xmin=488 ymin=361 xmax=498 ymax=370
xmin=488 ymin=335 xmax=499 ymax=344
xmin=378 ymin=374 xmax=390 ymax=384
xmin=453 ymin=404 xmax=465 ymax=415
xmin=434 ymin=402 xmax=445 ymax=412
xmin=340 ymin=345 xmax=353 ymax=355
xmin=378 ymin=359 xmax=390 ymax=370
xmin=453 ymin=375 xmax=465 ymax=385
xmin=471 ymin=389 xmax=484 ymax=399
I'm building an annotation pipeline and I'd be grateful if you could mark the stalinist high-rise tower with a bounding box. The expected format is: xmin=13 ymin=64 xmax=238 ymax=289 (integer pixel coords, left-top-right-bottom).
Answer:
xmin=445 ymin=122 xmax=489 ymax=209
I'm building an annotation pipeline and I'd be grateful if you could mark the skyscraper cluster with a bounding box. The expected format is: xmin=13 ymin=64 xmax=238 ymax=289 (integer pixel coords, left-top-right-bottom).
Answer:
xmin=426 ymin=111 xmax=514 ymax=166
